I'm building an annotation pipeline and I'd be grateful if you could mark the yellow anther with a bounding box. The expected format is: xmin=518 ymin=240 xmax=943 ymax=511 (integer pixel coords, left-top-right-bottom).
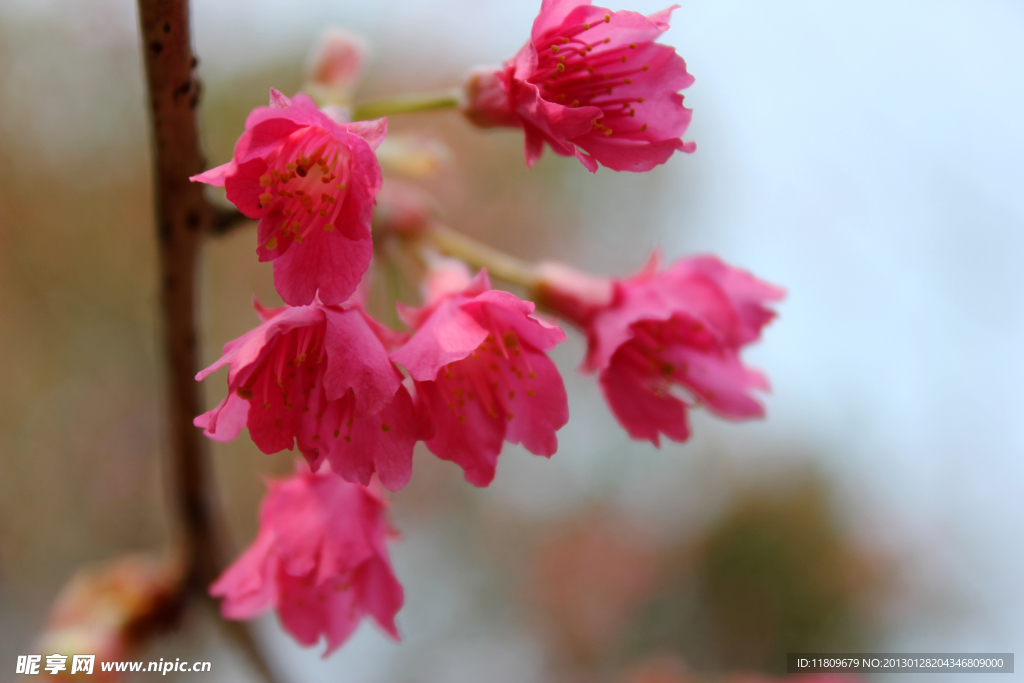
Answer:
xmin=629 ymin=43 xmax=637 ymax=49
xmin=604 ymin=13 xmax=610 ymax=22
xmin=557 ymin=63 xmax=565 ymax=72
xmin=344 ymin=435 xmax=351 ymax=443
xmin=604 ymin=37 xmax=611 ymax=43
xmin=571 ymin=100 xmax=580 ymax=107
xmin=236 ymin=387 xmax=254 ymax=399
xmin=637 ymin=97 xmax=645 ymax=103
xmin=266 ymin=237 xmax=278 ymax=250
xmin=336 ymin=183 xmax=346 ymax=190
xmin=319 ymin=209 xmax=328 ymax=217
xmin=642 ymin=65 xmax=650 ymax=71
xmin=630 ymin=108 xmax=635 ymax=116
xmin=334 ymin=429 xmax=340 ymax=438
xmin=323 ymin=223 xmax=334 ymax=232
xmin=259 ymin=173 xmax=273 ymax=187
xmin=286 ymin=163 xmax=296 ymax=171
xmin=551 ymin=45 xmax=560 ymax=52
xmin=381 ymin=424 xmax=390 ymax=432
xmin=604 ymin=128 xmax=613 ymax=136
xmin=259 ymin=192 xmax=273 ymax=206
xmin=621 ymin=55 xmax=627 ymax=63
xmin=625 ymin=78 xmax=633 ymax=84
xmin=583 ymin=23 xmax=590 ymax=30
xmin=640 ymin=123 xmax=648 ymax=132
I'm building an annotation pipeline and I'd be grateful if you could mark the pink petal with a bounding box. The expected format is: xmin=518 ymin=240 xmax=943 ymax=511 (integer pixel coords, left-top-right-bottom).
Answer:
xmin=353 ymin=556 xmax=403 ymax=640
xmin=346 ymin=118 xmax=388 ymax=150
xmin=390 ymin=300 xmax=489 ymax=382
xmin=599 ymin=354 xmax=691 ymax=445
xmin=271 ymin=231 xmax=373 ymax=307
xmin=323 ymin=308 xmax=401 ymax=414
xmin=502 ymin=346 xmax=568 ymax=456
xmin=418 ymin=378 xmax=504 ymax=486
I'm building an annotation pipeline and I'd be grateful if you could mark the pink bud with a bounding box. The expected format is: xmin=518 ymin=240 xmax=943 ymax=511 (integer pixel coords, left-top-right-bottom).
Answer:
xmin=305 ymin=27 xmax=367 ymax=101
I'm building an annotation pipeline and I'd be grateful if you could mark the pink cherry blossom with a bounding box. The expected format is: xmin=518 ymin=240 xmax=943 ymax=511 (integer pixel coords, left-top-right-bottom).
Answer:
xmin=390 ymin=262 xmax=569 ymax=486
xmin=462 ymin=0 xmax=695 ymax=172
xmin=191 ymin=89 xmax=386 ymax=306
xmin=535 ymin=254 xmax=784 ymax=445
xmin=210 ymin=467 xmax=403 ymax=654
xmin=195 ymin=297 xmax=420 ymax=491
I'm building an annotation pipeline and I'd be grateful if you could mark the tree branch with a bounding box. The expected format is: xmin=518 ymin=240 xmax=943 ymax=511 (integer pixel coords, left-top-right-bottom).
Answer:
xmin=136 ymin=1 xmax=278 ymax=680
xmin=137 ymin=0 xmax=219 ymax=593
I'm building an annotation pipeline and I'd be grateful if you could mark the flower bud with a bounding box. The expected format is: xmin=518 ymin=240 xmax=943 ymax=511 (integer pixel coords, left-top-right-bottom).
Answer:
xmin=305 ymin=27 xmax=368 ymax=105
xmin=461 ymin=66 xmax=518 ymax=129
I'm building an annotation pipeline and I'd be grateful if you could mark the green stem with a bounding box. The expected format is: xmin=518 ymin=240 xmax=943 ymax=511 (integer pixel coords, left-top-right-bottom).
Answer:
xmin=352 ymin=88 xmax=462 ymax=121
xmin=422 ymin=224 xmax=538 ymax=289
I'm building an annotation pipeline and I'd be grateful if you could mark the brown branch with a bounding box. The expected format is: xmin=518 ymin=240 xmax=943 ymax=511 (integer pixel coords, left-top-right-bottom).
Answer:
xmin=136 ymin=1 xmax=278 ymax=680
xmin=137 ymin=0 xmax=219 ymax=599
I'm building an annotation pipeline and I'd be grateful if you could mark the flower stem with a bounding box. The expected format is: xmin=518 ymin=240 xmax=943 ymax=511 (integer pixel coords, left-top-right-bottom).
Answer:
xmin=422 ymin=224 xmax=539 ymax=289
xmin=352 ymin=88 xmax=462 ymax=121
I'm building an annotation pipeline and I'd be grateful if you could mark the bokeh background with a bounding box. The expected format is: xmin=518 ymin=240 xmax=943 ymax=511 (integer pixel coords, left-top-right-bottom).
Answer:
xmin=0 ymin=0 xmax=1021 ymax=681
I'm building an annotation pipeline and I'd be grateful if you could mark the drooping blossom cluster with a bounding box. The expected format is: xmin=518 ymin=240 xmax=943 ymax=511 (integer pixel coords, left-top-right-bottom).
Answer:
xmin=195 ymin=296 xmax=421 ymax=492
xmin=191 ymin=0 xmax=782 ymax=657
xmin=392 ymin=261 xmax=569 ymax=486
xmin=535 ymin=254 xmax=784 ymax=444
xmin=210 ymin=467 xmax=403 ymax=653
xmin=462 ymin=0 xmax=695 ymax=172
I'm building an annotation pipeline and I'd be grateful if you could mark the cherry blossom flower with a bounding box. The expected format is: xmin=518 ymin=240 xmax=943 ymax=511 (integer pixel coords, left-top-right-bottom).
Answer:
xmin=534 ymin=254 xmax=783 ymax=444
xmin=462 ymin=0 xmax=695 ymax=172
xmin=210 ymin=468 xmax=403 ymax=654
xmin=191 ymin=89 xmax=386 ymax=306
xmin=195 ymin=297 xmax=420 ymax=492
xmin=390 ymin=261 xmax=569 ymax=486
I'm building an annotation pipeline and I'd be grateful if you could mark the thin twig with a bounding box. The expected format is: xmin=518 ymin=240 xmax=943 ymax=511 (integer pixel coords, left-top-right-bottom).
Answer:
xmin=212 ymin=207 xmax=253 ymax=236
xmin=136 ymin=1 xmax=278 ymax=680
